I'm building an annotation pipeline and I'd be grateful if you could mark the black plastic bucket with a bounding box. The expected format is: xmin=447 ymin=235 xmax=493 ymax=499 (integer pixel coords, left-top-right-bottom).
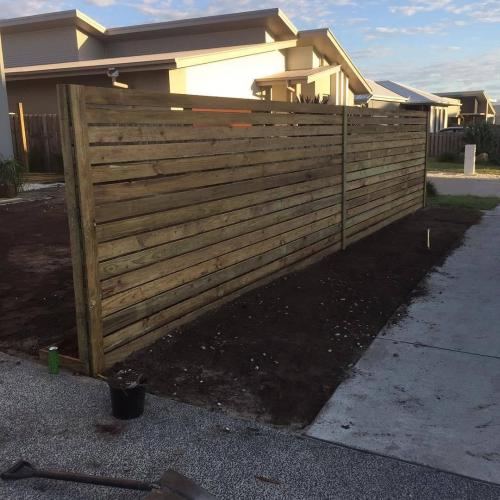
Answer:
xmin=109 ymin=384 xmax=146 ymax=420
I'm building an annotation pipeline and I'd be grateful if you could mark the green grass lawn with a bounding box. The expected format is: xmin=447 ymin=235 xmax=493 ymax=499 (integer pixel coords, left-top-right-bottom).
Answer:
xmin=428 ymin=194 xmax=500 ymax=211
xmin=428 ymin=159 xmax=500 ymax=176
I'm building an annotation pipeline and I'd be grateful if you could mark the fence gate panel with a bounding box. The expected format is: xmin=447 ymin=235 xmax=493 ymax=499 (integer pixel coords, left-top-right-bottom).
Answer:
xmin=58 ymin=85 xmax=427 ymax=374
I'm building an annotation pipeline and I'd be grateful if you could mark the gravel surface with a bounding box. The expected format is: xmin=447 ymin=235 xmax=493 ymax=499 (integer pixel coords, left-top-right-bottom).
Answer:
xmin=0 ymin=353 xmax=499 ymax=500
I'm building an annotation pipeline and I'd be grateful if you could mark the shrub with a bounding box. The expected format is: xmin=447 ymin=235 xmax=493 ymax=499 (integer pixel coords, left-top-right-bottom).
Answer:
xmin=296 ymin=94 xmax=329 ymax=104
xmin=0 ymin=158 xmax=25 ymax=194
xmin=437 ymin=151 xmax=457 ymax=163
xmin=426 ymin=180 xmax=437 ymax=197
xmin=463 ymin=122 xmax=499 ymax=156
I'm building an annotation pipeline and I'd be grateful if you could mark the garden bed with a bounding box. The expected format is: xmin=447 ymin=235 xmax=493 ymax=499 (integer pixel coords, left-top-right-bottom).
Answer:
xmin=109 ymin=205 xmax=481 ymax=427
xmin=0 ymin=187 xmax=76 ymax=357
xmin=0 ymin=187 xmax=482 ymax=427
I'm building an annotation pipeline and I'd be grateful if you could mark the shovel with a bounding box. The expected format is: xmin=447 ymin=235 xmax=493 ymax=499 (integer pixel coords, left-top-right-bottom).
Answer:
xmin=1 ymin=460 xmax=215 ymax=499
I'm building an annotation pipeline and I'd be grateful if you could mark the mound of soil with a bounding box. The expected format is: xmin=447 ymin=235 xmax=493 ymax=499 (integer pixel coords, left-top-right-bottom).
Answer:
xmin=110 ymin=206 xmax=481 ymax=427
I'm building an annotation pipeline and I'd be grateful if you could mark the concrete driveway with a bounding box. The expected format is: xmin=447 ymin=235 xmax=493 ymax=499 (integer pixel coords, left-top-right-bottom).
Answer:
xmin=428 ymin=172 xmax=500 ymax=196
xmin=307 ymin=206 xmax=500 ymax=484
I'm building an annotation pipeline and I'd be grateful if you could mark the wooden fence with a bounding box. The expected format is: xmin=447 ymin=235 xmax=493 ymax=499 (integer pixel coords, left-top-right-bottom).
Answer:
xmin=427 ymin=131 xmax=464 ymax=157
xmin=10 ymin=111 xmax=63 ymax=172
xmin=58 ymin=85 xmax=427 ymax=375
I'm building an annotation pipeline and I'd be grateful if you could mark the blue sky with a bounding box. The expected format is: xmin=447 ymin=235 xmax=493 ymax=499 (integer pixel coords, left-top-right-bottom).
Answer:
xmin=2 ymin=0 xmax=500 ymax=100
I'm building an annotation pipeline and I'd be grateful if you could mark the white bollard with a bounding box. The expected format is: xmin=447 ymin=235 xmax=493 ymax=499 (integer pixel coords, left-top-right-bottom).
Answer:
xmin=464 ymin=144 xmax=476 ymax=176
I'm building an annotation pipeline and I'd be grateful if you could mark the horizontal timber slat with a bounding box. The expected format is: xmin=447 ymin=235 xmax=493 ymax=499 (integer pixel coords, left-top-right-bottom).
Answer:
xmin=95 ymin=167 xmax=340 ymax=223
xmin=103 ymin=233 xmax=343 ymax=366
xmin=90 ymin=135 xmax=342 ymax=164
xmin=98 ymin=184 xmax=341 ymax=261
xmin=92 ymin=147 xmax=341 ymax=184
xmin=59 ymin=85 xmax=427 ymax=373
xmin=101 ymin=205 xmax=342 ymax=298
xmin=94 ymin=157 xmax=342 ymax=204
xmin=103 ymin=214 xmax=342 ymax=334
xmin=89 ymin=123 xmax=343 ymax=143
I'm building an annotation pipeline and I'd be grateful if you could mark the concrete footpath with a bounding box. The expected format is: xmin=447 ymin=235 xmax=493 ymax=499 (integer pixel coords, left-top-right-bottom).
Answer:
xmin=307 ymin=206 xmax=500 ymax=484
xmin=0 ymin=355 xmax=499 ymax=499
xmin=428 ymin=172 xmax=500 ymax=196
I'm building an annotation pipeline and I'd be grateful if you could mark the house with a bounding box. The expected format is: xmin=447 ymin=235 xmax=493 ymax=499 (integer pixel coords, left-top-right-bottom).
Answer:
xmin=494 ymin=104 xmax=500 ymax=125
xmin=434 ymin=90 xmax=496 ymax=125
xmin=355 ymin=79 xmax=409 ymax=111
xmin=0 ymin=9 xmax=371 ymax=114
xmin=357 ymin=80 xmax=461 ymax=132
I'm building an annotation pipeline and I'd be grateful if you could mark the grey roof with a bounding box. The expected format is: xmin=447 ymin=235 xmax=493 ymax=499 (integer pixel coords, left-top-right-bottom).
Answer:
xmin=376 ymin=81 xmax=461 ymax=106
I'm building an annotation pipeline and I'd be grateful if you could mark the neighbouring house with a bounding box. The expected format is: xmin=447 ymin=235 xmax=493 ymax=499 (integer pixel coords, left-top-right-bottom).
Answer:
xmin=0 ymin=8 xmax=371 ymax=114
xmin=356 ymin=80 xmax=461 ymax=133
xmin=494 ymin=104 xmax=500 ymax=124
xmin=355 ymin=79 xmax=408 ymax=111
xmin=435 ymin=90 xmax=496 ymax=126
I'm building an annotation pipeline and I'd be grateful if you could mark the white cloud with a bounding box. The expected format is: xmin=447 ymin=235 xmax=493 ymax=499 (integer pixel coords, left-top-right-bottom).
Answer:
xmin=364 ymin=48 xmax=500 ymax=99
xmin=390 ymin=0 xmax=500 ymax=24
xmin=131 ymin=0 xmax=355 ymax=27
xmin=86 ymin=0 xmax=117 ymax=6
xmin=364 ymin=23 xmax=445 ymax=39
xmin=0 ymin=0 xmax=65 ymax=18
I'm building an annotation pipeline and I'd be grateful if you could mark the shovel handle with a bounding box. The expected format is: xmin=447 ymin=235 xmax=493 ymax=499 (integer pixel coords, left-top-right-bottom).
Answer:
xmin=35 ymin=469 xmax=155 ymax=492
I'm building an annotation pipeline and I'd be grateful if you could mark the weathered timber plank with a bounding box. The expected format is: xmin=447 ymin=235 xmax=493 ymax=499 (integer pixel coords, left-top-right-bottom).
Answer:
xmin=346 ymin=201 xmax=421 ymax=244
xmin=95 ymin=166 xmax=340 ymax=223
xmin=345 ymin=192 xmax=422 ymax=229
xmin=346 ymin=145 xmax=425 ymax=165
xmin=92 ymin=146 xmax=342 ymax=184
xmin=98 ymin=185 xmax=340 ymax=261
xmin=101 ymin=205 xmax=341 ymax=298
xmin=94 ymin=157 xmax=342 ymax=204
xmin=347 ymin=164 xmax=424 ymax=192
xmin=65 ymin=85 xmax=105 ymax=375
xmin=347 ymin=176 xmax=423 ymax=210
xmin=346 ymin=151 xmax=424 ymax=173
xmin=86 ymin=107 xmax=344 ymax=126
xmin=103 ymin=232 xmax=343 ymax=366
xmin=90 ymin=135 xmax=342 ymax=164
xmin=84 ymin=87 xmax=345 ymax=114
xmin=346 ymin=138 xmax=426 ymax=154
xmin=347 ymin=158 xmax=425 ymax=181
xmin=347 ymin=184 xmax=422 ymax=217
xmin=97 ymin=175 xmax=341 ymax=242
xmin=88 ymin=124 xmax=343 ymax=143
xmin=56 ymin=86 xmax=89 ymax=369
xmin=103 ymin=220 xmax=342 ymax=340
xmin=101 ymin=201 xmax=341 ymax=316
xmin=346 ymin=131 xmax=426 ymax=145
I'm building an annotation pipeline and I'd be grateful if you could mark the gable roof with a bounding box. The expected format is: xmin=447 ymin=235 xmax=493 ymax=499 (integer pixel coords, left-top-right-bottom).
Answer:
xmin=435 ymin=90 xmax=496 ymax=116
xmin=355 ymin=79 xmax=409 ymax=104
xmin=256 ymin=65 xmax=340 ymax=86
xmin=0 ymin=9 xmax=106 ymax=36
xmin=0 ymin=8 xmax=297 ymax=41
xmin=4 ymin=40 xmax=298 ymax=80
xmin=376 ymin=81 xmax=461 ymax=106
xmin=298 ymin=28 xmax=370 ymax=94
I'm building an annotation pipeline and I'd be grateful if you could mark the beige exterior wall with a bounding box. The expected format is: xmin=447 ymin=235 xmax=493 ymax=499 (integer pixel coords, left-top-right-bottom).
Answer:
xmin=429 ymin=106 xmax=448 ymax=132
xmin=179 ymin=50 xmax=286 ymax=100
xmin=367 ymin=100 xmax=401 ymax=112
xmin=286 ymin=46 xmax=321 ymax=70
xmin=6 ymin=70 xmax=169 ymax=114
xmin=76 ymin=29 xmax=105 ymax=60
xmin=2 ymin=27 xmax=79 ymax=67
xmin=106 ymin=27 xmax=270 ymax=58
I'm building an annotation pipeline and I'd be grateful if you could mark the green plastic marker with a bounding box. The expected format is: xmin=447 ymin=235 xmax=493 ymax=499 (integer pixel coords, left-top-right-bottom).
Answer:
xmin=47 ymin=346 xmax=60 ymax=375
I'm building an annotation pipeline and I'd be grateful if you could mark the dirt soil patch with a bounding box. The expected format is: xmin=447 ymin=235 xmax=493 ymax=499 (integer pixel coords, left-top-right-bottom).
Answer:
xmin=110 ymin=206 xmax=481 ymax=427
xmin=0 ymin=187 xmax=77 ymax=357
